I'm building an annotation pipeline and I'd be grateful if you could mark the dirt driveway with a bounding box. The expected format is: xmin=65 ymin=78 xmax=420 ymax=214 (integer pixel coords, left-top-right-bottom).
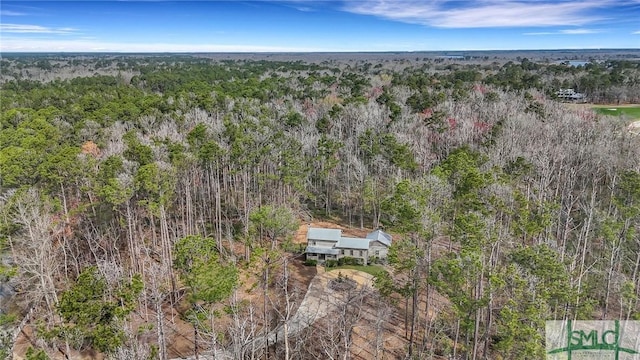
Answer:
xmin=249 ymin=268 xmax=375 ymax=350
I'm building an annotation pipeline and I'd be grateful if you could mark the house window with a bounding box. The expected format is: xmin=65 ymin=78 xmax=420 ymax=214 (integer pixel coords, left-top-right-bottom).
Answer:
xmin=311 ymin=241 xmax=315 ymax=245
xmin=341 ymin=249 xmax=344 ymax=255
xmin=359 ymin=250 xmax=362 ymax=256
xmin=375 ymin=250 xmax=380 ymax=256
xmin=349 ymin=250 xmax=353 ymax=256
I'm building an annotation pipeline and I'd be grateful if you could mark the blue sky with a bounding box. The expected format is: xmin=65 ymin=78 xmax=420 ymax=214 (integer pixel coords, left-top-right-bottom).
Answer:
xmin=1 ymin=1 xmax=639 ymax=52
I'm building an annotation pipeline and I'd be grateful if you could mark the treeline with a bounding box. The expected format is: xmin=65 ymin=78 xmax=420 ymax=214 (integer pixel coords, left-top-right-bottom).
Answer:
xmin=0 ymin=56 xmax=639 ymax=359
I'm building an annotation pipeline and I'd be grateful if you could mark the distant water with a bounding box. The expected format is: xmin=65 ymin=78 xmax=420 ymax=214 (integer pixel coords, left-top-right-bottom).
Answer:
xmin=557 ymin=60 xmax=590 ymax=67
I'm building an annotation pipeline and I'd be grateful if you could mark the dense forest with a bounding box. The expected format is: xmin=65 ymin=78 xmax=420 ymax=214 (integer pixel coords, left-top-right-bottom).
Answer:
xmin=1 ymin=53 xmax=640 ymax=359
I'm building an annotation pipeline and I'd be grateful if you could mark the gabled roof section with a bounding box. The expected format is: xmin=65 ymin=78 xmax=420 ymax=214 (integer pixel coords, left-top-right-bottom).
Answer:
xmin=305 ymin=245 xmax=340 ymax=255
xmin=336 ymin=237 xmax=370 ymax=250
xmin=307 ymin=227 xmax=342 ymax=242
xmin=366 ymin=229 xmax=392 ymax=247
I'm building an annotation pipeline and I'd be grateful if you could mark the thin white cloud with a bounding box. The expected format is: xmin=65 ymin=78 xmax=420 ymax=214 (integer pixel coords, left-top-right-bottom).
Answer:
xmin=0 ymin=37 xmax=330 ymax=52
xmin=560 ymin=29 xmax=599 ymax=34
xmin=524 ymin=28 xmax=601 ymax=35
xmin=279 ymin=1 xmax=319 ymax=13
xmin=524 ymin=32 xmax=555 ymax=35
xmin=343 ymin=0 xmax=610 ymax=28
xmin=1 ymin=10 xmax=27 ymax=16
xmin=292 ymin=6 xmax=313 ymax=12
xmin=1 ymin=24 xmax=78 ymax=34
xmin=633 ymin=30 xmax=640 ymax=34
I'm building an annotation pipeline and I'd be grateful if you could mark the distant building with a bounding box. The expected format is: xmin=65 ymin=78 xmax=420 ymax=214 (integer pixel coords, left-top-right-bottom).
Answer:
xmin=305 ymin=227 xmax=392 ymax=265
xmin=556 ymin=88 xmax=586 ymax=101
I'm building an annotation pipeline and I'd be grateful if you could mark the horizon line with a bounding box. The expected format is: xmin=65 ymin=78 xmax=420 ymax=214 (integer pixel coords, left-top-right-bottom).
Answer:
xmin=2 ymin=48 xmax=640 ymax=55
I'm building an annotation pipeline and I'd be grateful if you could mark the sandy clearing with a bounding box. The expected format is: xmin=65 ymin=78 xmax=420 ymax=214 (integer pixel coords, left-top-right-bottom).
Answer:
xmin=320 ymin=267 xmax=375 ymax=287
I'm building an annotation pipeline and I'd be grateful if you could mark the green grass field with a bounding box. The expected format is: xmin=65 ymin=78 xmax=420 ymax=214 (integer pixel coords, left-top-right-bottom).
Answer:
xmin=592 ymin=106 xmax=640 ymax=119
xmin=327 ymin=264 xmax=387 ymax=277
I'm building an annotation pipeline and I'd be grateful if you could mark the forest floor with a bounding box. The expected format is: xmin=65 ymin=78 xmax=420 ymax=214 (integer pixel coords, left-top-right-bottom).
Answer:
xmin=12 ymin=256 xmax=317 ymax=360
xmin=14 ymin=220 xmax=452 ymax=359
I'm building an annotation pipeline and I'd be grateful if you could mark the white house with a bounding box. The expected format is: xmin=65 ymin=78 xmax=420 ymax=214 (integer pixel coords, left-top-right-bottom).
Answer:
xmin=305 ymin=227 xmax=392 ymax=265
xmin=556 ymin=88 xmax=585 ymax=101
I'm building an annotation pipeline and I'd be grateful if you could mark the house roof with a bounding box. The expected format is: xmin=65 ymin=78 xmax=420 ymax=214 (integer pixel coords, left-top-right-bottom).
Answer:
xmin=366 ymin=229 xmax=392 ymax=246
xmin=306 ymin=227 xmax=392 ymax=255
xmin=305 ymin=245 xmax=340 ymax=255
xmin=307 ymin=227 xmax=342 ymax=242
xmin=336 ymin=237 xmax=370 ymax=250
